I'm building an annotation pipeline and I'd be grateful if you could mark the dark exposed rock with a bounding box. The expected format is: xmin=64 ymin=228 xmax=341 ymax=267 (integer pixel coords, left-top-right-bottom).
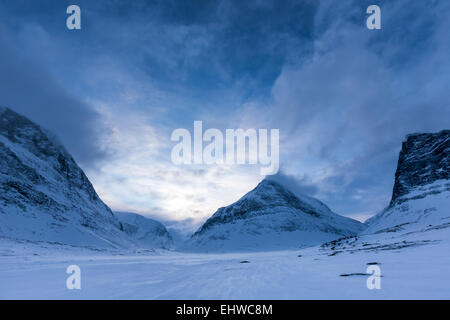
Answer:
xmin=390 ymin=130 xmax=449 ymax=206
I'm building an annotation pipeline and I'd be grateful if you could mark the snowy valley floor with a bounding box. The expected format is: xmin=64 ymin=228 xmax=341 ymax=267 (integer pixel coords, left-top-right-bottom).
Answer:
xmin=1 ymin=225 xmax=449 ymax=299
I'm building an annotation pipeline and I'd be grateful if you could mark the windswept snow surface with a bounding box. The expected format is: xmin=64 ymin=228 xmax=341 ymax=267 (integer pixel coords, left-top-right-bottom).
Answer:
xmin=1 ymin=219 xmax=449 ymax=299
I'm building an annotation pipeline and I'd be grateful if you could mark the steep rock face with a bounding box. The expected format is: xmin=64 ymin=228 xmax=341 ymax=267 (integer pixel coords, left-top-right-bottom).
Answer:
xmin=115 ymin=212 xmax=173 ymax=249
xmin=0 ymin=107 xmax=128 ymax=248
xmin=390 ymin=130 xmax=449 ymax=206
xmin=186 ymin=179 xmax=364 ymax=252
xmin=365 ymin=130 xmax=450 ymax=234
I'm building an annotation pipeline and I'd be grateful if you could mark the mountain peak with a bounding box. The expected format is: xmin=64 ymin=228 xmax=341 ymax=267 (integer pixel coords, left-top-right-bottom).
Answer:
xmin=391 ymin=130 xmax=449 ymax=205
xmin=193 ymin=179 xmax=323 ymax=236
xmin=187 ymin=178 xmax=364 ymax=252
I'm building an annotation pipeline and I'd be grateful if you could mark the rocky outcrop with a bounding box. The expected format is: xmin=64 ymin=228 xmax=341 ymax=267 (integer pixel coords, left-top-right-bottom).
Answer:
xmin=390 ymin=130 xmax=449 ymax=206
xmin=365 ymin=130 xmax=450 ymax=234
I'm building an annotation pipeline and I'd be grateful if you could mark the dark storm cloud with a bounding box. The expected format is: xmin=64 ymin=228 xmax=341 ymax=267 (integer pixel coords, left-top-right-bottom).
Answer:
xmin=84 ymin=0 xmax=319 ymax=102
xmin=0 ymin=0 xmax=321 ymax=133
xmin=0 ymin=29 xmax=108 ymax=166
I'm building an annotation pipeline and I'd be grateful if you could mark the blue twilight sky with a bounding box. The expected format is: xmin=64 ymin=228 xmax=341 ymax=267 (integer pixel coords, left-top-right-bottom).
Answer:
xmin=0 ymin=0 xmax=449 ymax=233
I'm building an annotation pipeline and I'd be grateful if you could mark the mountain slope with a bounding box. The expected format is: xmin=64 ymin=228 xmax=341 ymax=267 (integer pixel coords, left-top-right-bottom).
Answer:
xmin=186 ymin=179 xmax=364 ymax=252
xmin=115 ymin=212 xmax=173 ymax=249
xmin=0 ymin=107 xmax=169 ymax=249
xmin=365 ymin=130 xmax=450 ymax=234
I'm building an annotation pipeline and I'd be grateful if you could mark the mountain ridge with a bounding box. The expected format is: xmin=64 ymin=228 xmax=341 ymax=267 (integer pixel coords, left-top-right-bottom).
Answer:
xmin=186 ymin=179 xmax=364 ymax=252
xmin=0 ymin=107 xmax=169 ymax=250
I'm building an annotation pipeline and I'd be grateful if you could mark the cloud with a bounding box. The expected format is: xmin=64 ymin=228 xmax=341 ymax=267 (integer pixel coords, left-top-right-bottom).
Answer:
xmin=0 ymin=28 xmax=108 ymax=167
xmin=266 ymin=171 xmax=318 ymax=197
xmin=237 ymin=0 xmax=450 ymax=217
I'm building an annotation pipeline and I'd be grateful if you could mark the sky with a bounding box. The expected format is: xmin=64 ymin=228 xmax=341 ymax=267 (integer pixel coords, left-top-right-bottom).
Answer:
xmin=0 ymin=0 xmax=449 ymax=235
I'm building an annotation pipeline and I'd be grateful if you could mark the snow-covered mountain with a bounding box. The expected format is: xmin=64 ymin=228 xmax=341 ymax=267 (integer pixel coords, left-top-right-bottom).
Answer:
xmin=0 ymin=107 xmax=169 ymax=250
xmin=365 ymin=130 xmax=449 ymax=234
xmin=186 ymin=179 xmax=365 ymax=252
xmin=0 ymin=107 xmax=128 ymax=248
xmin=115 ymin=212 xmax=173 ymax=249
